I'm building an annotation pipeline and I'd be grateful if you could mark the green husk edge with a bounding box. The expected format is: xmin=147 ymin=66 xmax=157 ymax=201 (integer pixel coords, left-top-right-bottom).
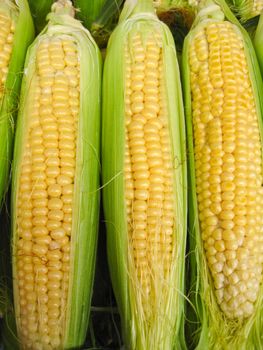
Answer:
xmin=254 ymin=11 xmax=263 ymax=76
xmin=0 ymin=0 xmax=33 ymax=208
xmin=12 ymin=4 xmax=101 ymax=349
xmin=102 ymin=1 xmax=187 ymax=349
xmin=182 ymin=0 xmax=263 ymax=349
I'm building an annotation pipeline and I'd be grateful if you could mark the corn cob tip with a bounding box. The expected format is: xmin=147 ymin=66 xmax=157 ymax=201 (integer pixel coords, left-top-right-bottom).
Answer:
xmin=51 ymin=0 xmax=75 ymax=17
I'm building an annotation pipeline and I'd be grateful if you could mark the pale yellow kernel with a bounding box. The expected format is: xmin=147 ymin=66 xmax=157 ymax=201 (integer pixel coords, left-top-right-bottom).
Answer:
xmin=51 ymin=228 xmax=66 ymax=240
xmin=32 ymin=243 xmax=48 ymax=257
xmin=228 ymin=272 xmax=239 ymax=285
xmin=57 ymin=174 xmax=72 ymax=186
xmin=35 ymin=235 xmax=52 ymax=246
xmin=48 ymin=198 xmax=63 ymax=210
xmin=47 ymin=220 xmax=61 ymax=231
xmin=32 ymin=226 xmax=48 ymax=237
xmin=47 ymin=249 xmax=62 ymax=261
xmin=61 ymin=166 xmax=75 ymax=178
xmin=46 ymin=166 xmax=60 ymax=178
xmin=32 ymin=206 xmax=48 ymax=216
xmin=63 ymin=205 xmax=72 ymax=214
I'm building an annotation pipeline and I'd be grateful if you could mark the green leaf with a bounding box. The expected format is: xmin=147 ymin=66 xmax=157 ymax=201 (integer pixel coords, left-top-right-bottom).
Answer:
xmin=74 ymin=0 xmax=106 ymax=29
xmin=254 ymin=12 xmax=263 ymax=75
xmin=28 ymin=0 xmax=54 ymax=33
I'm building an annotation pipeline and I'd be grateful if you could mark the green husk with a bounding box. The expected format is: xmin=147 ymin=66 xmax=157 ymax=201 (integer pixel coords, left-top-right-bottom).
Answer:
xmin=182 ymin=0 xmax=263 ymax=349
xmin=102 ymin=0 xmax=187 ymax=349
xmin=74 ymin=0 xmax=106 ymax=29
xmin=28 ymin=0 xmax=54 ymax=33
xmin=90 ymin=0 xmax=123 ymax=48
xmin=0 ymin=0 xmax=33 ymax=209
xmin=12 ymin=1 xmax=101 ymax=348
xmin=254 ymin=11 xmax=263 ymax=75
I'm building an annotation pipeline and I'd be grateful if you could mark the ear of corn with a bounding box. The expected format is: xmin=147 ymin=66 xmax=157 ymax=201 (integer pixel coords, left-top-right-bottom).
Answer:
xmin=12 ymin=1 xmax=101 ymax=348
xmin=0 ymin=0 xmax=33 ymax=208
xmin=182 ymin=0 xmax=263 ymax=348
xmin=102 ymin=0 xmax=187 ymax=349
xmin=254 ymin=12 xmax=263 ymax=75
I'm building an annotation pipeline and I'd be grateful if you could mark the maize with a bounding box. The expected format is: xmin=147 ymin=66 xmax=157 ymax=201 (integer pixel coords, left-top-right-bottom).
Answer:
xmin=183 ymin=1 xmax=263 ymax=348
xmin=0 ymin=0 xmax=33 ymax=207
xmin=12 ymin=1 xmax=101 ymax=349
xmin=102 ymin=0 xmax=187 ymax=349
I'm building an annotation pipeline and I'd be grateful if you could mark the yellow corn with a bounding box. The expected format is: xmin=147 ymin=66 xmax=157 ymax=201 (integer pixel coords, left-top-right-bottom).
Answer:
xmin=189 ymin=18 xmax=263 ymax=319
xmin=0 ymin=9 xmax=15 ymax=96
xmin=183 ymin=1 xmax=263 ymax=348
xmin=12 ymin=1 xmax=101 ymax=349
xmin=124 ymin=32 xmax=175 ymax=301
xmin=102 ymin=1 xmax=187 ymax=349
xmin=16 ymin=36 xmax=79 ymax=348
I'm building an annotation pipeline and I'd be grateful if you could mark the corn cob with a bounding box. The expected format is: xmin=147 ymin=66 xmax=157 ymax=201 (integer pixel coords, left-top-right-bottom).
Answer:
xmin=12 ymin=1 xmax=101 ymax=349
xmin=102 ymin=0 xmax=187 ymax=349
xmin=230 ymin=0 xmax=263 ymax=21
xmin=182 ymin=0 xmax=263 ymax=348
xmin=254 ymin=12 xmax=263 ymax=75
xmin=0 ymin=0 xmax=33 ymax=207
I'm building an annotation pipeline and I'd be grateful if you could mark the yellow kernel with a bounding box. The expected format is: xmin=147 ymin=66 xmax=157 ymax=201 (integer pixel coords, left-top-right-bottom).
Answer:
xmin=57 ymin=174 xmax=72 ymax=186
xmin=48 ymin=184 xmax=62 ymax=197
xmin=51 ymin=228 xmax=66 ymax=240
xmin=48 ymin=198 xmax=63 ymax=210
